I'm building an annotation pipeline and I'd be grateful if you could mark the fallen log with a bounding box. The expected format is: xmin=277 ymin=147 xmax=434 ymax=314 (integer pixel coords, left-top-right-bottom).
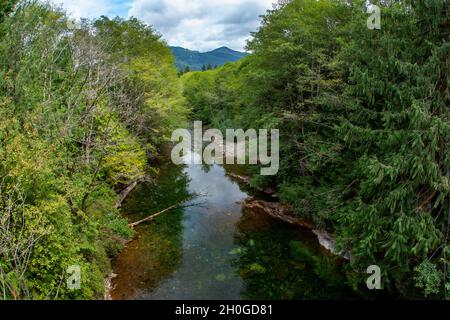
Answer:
xmin=243 ymin=197 xmax=315 ymax=229
xmin=128 ymin=199 xmax=205 ymax=228
xmin=227 ymin=173 xmax=251 ymax=184
xmin=128 ymin=204 xmax=178 ymax=227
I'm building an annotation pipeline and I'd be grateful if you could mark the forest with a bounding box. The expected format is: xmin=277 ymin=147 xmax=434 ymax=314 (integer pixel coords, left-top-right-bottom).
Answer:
xmin=0 ymin=0 xmax=188 ymax=299
xmin=182 ymin=0 xmax=449 ymax=298
xmin=0 ymin=0 xmax=449 ymax=300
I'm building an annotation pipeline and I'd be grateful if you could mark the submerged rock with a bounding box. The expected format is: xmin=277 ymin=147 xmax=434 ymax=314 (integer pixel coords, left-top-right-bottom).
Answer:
xmin=248 ymin=263 xmax=266 ymax=274
xmin=240 ymin=263 xmax=267 ymax=278
xmin=215 ymin=274 xmax=227 ymax=282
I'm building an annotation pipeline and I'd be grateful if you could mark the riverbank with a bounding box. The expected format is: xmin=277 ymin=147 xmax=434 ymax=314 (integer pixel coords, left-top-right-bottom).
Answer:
xmin=227 ymin=170 xmax=351 ymax=261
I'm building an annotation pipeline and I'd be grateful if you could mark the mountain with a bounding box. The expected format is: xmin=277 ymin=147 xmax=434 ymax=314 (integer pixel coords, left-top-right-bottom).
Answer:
xmin=170 ymin=46 xmax=248 ymax=71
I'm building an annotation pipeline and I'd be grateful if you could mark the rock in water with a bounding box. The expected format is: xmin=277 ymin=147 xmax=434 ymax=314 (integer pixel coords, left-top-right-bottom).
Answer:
xmin=313 ymin=230 xmax=351 ymax=261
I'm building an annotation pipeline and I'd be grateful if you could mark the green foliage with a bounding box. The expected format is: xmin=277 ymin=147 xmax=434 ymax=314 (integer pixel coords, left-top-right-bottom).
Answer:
xmin=99 ymin=112 xmax=147 ymax=185
xmin=414 ymin=261 xmax=442 ymax=297
xmin=94 ymin=16 xmax=189 ymax=147
xmin=1 ymin=0 xmax=448 ymax=300
xmin=0 ymin=0 xmax=16 ymax=26
xmin=183 ymin=0 xmax=353 ymax=228
xmin=334 ymin=0 xmax=449 ymax=295
xmin=182 ymin=0 xmax=449 ymax=298
xmin=0 ymin=1 xmax=187 ymax=299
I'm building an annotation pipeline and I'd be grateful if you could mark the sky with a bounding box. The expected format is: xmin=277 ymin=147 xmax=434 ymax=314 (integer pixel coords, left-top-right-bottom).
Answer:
xmin=51 ymin=0 xmax=275 ymax=52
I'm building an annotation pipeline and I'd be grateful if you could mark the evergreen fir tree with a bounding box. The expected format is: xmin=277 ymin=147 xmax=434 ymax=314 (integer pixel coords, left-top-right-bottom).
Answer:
xmin=336 ymin=0 xmax=449 ymax=295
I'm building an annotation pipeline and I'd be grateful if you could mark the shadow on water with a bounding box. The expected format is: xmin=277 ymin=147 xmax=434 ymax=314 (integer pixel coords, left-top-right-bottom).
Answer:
xmin=233 ymin=209 xmax=354 ymax=299
xmin=110 ymin=160 xmax=189 ymax=300
xmin=110 ymin=149 xmax=358 ymax=300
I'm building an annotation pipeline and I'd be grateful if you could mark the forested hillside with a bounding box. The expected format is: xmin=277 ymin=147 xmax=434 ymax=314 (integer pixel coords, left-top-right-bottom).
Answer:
xmin=182 ymin=0 xmax=449 ymax=297
xmin=171 ymin=46 xmax=248 ymax=72
xmin=0 ymin=1 xmax=187 ymax=299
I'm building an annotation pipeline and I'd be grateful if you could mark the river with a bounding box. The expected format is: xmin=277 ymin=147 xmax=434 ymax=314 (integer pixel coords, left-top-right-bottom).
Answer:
xmin=109 ymin=148 xmax=357 ymax=300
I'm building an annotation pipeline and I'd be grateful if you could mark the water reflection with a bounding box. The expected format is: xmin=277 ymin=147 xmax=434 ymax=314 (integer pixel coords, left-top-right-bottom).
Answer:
xmin=233 ymin=209 xmax=354 ymax=299
xmin=110 ymin=160 xmax=189 ymax=300
xmin=139 ymin=150 xmax=246 ymax=299
xmin=110 ymin=149 xmax=356 ymax=300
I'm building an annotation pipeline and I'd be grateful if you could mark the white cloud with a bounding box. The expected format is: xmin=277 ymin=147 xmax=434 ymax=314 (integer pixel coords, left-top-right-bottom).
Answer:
xmin=50 ymin=0 xmax=275 ymax=51
xmin=128 ymin=0 xmax=274 ymax=51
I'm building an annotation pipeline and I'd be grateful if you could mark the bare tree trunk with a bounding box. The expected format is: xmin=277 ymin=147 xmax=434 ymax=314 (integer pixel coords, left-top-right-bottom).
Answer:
xmin=128 ymin=204 xmax=179 ymax=227
xmin=115 ymin=180 xmax=139 ymax=209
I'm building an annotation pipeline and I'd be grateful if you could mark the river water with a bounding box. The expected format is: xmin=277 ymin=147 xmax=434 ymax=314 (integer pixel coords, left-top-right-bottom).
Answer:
xmin=109 ymin=149 xmax=357 ymax=300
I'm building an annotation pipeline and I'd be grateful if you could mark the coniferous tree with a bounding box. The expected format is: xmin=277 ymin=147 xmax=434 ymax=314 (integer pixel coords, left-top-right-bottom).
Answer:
xmin=336 ymin=0 xmax=449 ymax=295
